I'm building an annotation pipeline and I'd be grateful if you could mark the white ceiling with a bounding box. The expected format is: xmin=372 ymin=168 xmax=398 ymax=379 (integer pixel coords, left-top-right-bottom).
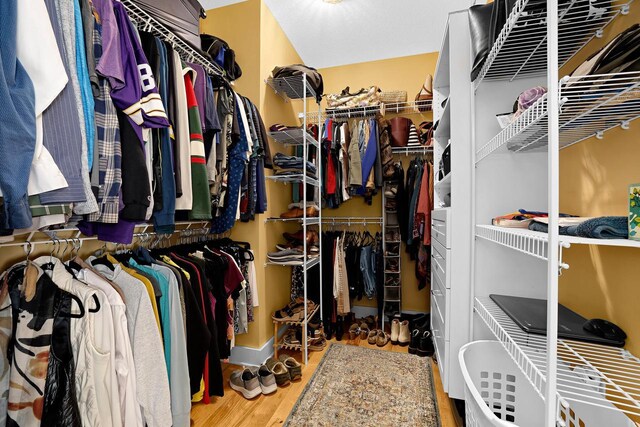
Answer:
xmin=202 ymin=0 xmax=471 ymax=68
xmin=200 ymin=0 xmax=247 ymax=10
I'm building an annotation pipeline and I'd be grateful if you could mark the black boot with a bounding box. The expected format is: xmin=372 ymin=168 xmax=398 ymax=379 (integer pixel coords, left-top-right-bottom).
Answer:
xmin=417 ymin=331 xmax=435 ymax=357
xmin=336 ymin=316 xmax=344 ymax=341
xmin=408 ymin=329 xmax=421 ymax=355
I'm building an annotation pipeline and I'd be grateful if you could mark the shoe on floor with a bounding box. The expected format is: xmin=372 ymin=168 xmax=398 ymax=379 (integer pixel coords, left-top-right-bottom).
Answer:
xmin=257 ymin=365 xmax=278 ymax=394
xmin=398 ymin=320 xmax=411 ymax=346
xmin=279 ymin=355 xmax=302 ymax=381
xmin=376 ymin=330 xmax=390 ymax=347
xmin=359 ymin=322 xmax=370 ymax=340
xmin=265 ymin=357 xmax=290 ymax=386
xmin=408 ymin=329 xmax=421 ymax=355
xmin=390 ymin=319 xmax=400 ymax=344
xmin=348 ymin=323 xmax=360 ymax=340
xmin=417 ymin=331 xmax=435 ymax=357
xmin=229 ymin=368 xmax=261 ymax=399
xmin=367 ymin=329 xmax=378 ymax=345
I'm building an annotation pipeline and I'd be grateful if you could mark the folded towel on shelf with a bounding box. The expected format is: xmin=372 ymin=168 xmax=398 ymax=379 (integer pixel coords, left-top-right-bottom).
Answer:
xmin=529 ymin=216 xmax=628 ymax=239
xmin=568 ymin=216 xmax=628 ymax=239
xmin=528 ymin=221 xmax=570 ymax=235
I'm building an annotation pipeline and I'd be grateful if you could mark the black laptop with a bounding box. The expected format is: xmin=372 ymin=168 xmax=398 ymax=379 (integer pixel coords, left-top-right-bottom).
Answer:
xmin=490 ymin=294 xmax=625 ymax=347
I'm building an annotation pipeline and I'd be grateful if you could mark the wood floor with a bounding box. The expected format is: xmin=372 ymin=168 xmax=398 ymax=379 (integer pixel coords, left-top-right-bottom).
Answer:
xmin=190 ymin=335 xmax=462 ymax=427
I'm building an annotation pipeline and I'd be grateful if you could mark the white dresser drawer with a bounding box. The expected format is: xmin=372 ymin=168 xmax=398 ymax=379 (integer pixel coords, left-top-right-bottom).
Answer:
xmin=431 ymin=239 xmax=450 ymax=289
xmin=431 ymin=272 xmax=450 ymax=339
xmin=431 ymin=299 xmax=449 ymax=389
xmin=431 ymin=208 xmax=451 ymax=249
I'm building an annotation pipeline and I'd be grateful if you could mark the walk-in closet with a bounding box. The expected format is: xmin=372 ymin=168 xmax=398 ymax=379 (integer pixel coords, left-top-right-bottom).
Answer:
xmin=1 ymin=0 xmax=639 ymax=425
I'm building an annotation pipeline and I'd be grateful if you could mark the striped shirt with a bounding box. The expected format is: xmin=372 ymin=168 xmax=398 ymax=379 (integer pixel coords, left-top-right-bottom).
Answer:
xmin=184 ymin=69 xmax=212 ymax=220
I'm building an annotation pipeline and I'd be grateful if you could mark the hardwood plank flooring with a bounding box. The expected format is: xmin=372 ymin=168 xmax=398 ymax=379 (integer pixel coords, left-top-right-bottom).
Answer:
xmin=190 ymin=336 xmax=461 ymax=427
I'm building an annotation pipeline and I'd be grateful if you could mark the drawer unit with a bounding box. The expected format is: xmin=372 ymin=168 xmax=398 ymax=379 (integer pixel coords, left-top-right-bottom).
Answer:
xmin=431 ymin=238 xmax=450 ymax=289
xmin=432 ymin=208 xmax=451 ymax=249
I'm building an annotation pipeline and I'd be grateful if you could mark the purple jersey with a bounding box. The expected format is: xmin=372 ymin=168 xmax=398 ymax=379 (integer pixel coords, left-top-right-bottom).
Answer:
xmin=111 ymin=1 xmax=169 ymax=142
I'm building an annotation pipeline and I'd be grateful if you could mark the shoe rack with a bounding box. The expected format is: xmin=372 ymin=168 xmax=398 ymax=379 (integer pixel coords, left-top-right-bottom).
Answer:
xmin=382 ymin=181 xmax=401 ymax=330
xmin=265 ymin=73 xmax=322 ymax=365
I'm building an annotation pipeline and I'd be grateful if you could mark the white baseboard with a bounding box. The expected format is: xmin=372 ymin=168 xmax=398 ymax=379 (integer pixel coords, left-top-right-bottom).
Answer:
xmin=228 ymin=325 xmax=288 ymax=367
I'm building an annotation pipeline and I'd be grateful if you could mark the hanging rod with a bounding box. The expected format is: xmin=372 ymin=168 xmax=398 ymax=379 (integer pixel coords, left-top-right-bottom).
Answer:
xmin=120 ymin=0 xmax=225 ymax=79
xmin=0 ymin=221 xmax=216 ymax=249
xmin=301 ymin=100 xmax=434 ymax=122
xmin=322 ymin=217 xmax=383 ymax=226
xmin=391 ymin=146 xmax=434 ymax=156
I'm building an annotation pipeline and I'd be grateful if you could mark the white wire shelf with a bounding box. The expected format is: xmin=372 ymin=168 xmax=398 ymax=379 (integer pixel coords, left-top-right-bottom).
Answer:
xmin=391 ymin=146 xmax=433 ymax=156
xmin=476 ymin=72 xmax=640 ymax=162
xmin=272 ymin=304 xmax=320 ymax=326
xmin=474 ymin=0 xmax=632 ymax=88
xmin=269 ymin=129 xmax=319 ymax=147
xmin=302 ymin=100 xmax=433 ymax=122
xmin=266 ymin=174 xmax=320 ymax=187
xmin=266 ymin=75 xmax=317 ymax=101
xmin=266 ymin=256 xmax=320 ymax=270
xmin=264 ymin=217 xmax=320 ymax=224
xmin=476 ymin=224 xmax=640 ymax=263
xmin=475 ymin=297 xmax=640 ymax=418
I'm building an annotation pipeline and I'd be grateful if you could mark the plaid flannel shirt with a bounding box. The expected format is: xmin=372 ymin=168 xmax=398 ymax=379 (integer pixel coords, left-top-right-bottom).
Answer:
xmin=87 ymin=21 xmax=122 ymax=223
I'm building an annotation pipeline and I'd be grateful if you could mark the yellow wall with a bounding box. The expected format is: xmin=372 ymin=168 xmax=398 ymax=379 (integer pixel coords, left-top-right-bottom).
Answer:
xmin=318 ymin=53 xmax=439 ymax=313
xmin=557 ymin=4 xmax=640 ymax=355
xmin=202 ymin=0 xmax=304 ymax=349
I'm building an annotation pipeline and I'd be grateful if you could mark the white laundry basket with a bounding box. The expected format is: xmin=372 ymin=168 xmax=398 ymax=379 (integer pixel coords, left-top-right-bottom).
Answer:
xmin=459 ymin=341 xmax=545 ymax=427
xmin=459 ymin=341 xmax=636 ymax=427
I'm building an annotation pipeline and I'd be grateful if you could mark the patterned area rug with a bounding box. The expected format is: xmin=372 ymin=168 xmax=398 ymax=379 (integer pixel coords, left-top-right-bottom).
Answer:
xmin=285 ymin=343 xmax=440 ymax=427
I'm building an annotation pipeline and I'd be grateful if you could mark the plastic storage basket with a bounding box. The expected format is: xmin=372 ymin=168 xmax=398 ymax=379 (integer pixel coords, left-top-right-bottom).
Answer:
xmin=459 ymin=341 xmax=544 ymax=426
xmin=459 ymin=341 xmax=636 ymax=427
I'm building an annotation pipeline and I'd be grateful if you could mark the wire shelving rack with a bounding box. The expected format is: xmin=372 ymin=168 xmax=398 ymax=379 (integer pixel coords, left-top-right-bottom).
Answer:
xmin=265 ymin=73 xmax=322 ymax=365
xmin=477 ymin=72 xmax=640 ymax=162
xmin=473 ymin=0 xmax=632 ymax=88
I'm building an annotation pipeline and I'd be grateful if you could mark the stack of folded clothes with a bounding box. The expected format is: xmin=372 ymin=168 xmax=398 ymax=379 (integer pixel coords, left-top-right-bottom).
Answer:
xmin=273 ymin=152 xmax=317 ymax=178
xmin=267 ymin=229 xmax=320 ymax=265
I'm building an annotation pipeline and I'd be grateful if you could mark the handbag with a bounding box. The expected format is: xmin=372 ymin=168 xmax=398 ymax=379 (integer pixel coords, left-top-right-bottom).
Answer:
xmin=390 ymin=117 xmax=412 ymax=147
xmin=418 ymin=121 xmax=434 ymax=147
xmin=379 ymin=120 xmax=395 ymax=179
xmin=469 ymin=3 xmax=494 ymax=81
xmin=440 ymin=143 xmax=451 ymax=178
xmin=571 ymin=24 xmax=640 ymax=78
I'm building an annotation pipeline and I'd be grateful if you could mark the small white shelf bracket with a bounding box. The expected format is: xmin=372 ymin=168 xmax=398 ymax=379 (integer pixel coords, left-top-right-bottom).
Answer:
xmin=621 ymin=120 xmax=631 ymax=130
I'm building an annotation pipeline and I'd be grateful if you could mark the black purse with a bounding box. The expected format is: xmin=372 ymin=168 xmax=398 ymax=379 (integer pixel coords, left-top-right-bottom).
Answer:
xmin=469 ymin=3 xmax=495 ymax=81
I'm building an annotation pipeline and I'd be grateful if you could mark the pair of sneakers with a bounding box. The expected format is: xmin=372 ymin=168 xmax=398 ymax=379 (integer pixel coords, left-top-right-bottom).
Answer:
xmin=265 ymin=355 xmax=302 ymax=386
xmin=229 ymin=364 xmax=278 ymax=399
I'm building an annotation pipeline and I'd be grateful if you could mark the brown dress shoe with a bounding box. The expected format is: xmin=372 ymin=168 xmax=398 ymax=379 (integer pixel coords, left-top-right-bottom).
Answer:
xmin=305 ymin=206 xmax=319 ymax=217
xmin=280 ymin=208 xmax=303 ymax=219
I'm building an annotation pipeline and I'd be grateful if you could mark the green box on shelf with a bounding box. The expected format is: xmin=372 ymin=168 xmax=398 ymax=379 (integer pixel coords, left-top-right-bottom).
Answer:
xmin=629 ymin=184 xmax=640 ymax=241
